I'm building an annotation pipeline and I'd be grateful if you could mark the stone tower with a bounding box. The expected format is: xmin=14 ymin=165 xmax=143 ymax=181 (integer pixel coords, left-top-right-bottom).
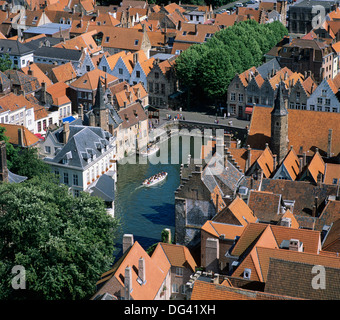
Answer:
xmin=0 ymin=141 xmax=8 ymax=182
xmin=270 ymin=81 xmax=289 ymax=165
xmin=92 ymin=77 xmax=109 ymax=132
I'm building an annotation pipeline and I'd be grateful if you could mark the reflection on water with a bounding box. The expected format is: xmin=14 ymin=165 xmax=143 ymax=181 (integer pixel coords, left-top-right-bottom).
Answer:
xmin=113 ymin=136 xmax=194 ymax=259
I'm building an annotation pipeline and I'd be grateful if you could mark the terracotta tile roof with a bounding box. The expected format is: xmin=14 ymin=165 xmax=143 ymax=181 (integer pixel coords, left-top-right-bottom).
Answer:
xmin=91 ymin=51 xmax=109 ymax=67
xmin=21 ymin=63 xmax=53 ymax=88
xmin=214 ymin=13 xmax=238 ymax=27
xmin=159 ymin=242 xmax=197 ymax=271
xmin=280 ymin=148 xmax=300 ymax=180
xmin=201 ymin=220 xmax=245 ymax=240
xmin=327 ymin=78 xmax=338 ymax=94
xmin=323 ymin=163 xmax=340 ymax=185
xmin=46 ymin=82 xmax=70 ymax=106
xmin=51 ymin=62 xmax=77 ymax=84
xmin=131 ymin=82 xmax=147 ymax=99
xmin=164 ymin=2 xmax=186 ymax=14
xmin=0 ymin=93 xmax=35 ymax=113
xmin=304 ymin=150 xmax=325 ymax=184
xmin=114 ymin=87 xmax=138 ymax=108
xmin=268 ymin=67 xmax=293 ymax=90
xmin=265 ymin=258 xmax=340 ymax=299
xmin=70 ymin=68 xmax=117 ymax=91
xmin=191 ymin=279 xmax=300 ymax=300
xmin=231 ymin=223 xmax=321 ymax=259
xmin=118 ymin=101 xmax=147 ymax=130
xmin=88 ymin=25 xmax=149 ymax=52
xmin=322 ymin=215 xmax=340 ymax=251
xmin=54 ymin=30 xmax=101 ymax=55
xmin=95 ymin=241 xmax=170 ymax=300
xmin=247 ymin=190 xmax=282 ymax=221
xmin=0 ymin=123 xmax=40 ymax=147
xmin=247 ymin=106 xmax=340 ymax=157
xmin=256 ymin=145 xmax=275 ymax=178
xmin=106 ymin=51 xmax=128 ymax=70
xmin=238 ymin=66 xmax=258 ymax=87
xmin=122 ymin=50 xmax=148 ymax=74
xmin=227 ymin=147 xmax=263 ymax=173
xmin=34 ymin=104 xmax=49 ymax=120
xmin=227 ymin=196 xmax=257 ymax=226
xmin=139 ymin=57 xmax=155 ymax=76
xmin=280 ymin=209 xmax=300 ymax=229
xmin=173 ymin=23 xmax=220 ymax=44
xmin=256 ymin=246 xmax=340 ymax=282
xmin=301 ymin=76 xmax=317 ymax=95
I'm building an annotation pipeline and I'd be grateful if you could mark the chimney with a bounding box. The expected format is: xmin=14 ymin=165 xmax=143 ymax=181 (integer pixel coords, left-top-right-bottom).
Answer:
xmin=317 ymin=172 xmax=323 ymax=187
xmin=178 ymin=20 xmax=182 ymax=30
xmin=133 ymin=52 xmax=139 ymax=66
xmin=299 ymin=157 xmax=303 ymax=173
xmin=41 ymin=81 xmax=47 ymax=103
xmin=124 ymin=266 xmax=132 ymax=300
xmin=122 ymin=234 xmax=134 ymax=253
xmin=273 ymin=154 xmax=277 ymax=171
xmin=246 ymin=145 xmax=251 ymax=172
xmin=205 ymin=238 xmax=219 ymax=273
xmin=327 ymin=128 xmax=333 ymax=158
xmin=28 ymin=64 xmax=33 ymax=76
xmin=104 ymin=73 xmax=108 ymax=90
xmin=303 ymin=152 xmax=307 ymax=167
xmin=18 ymin=127 xmax=24 ymax=147
xmin=0 ymin=141 xmax=9 ymax=182
xmin=289 ymin=239 xmax=303 ymax=252
xmin=138 ymin=257 xmax=145 ymax=283
xmin=314 ymin=196 xmax=319 ymax=216
xmin=78 ymin=104 xmax=84 ymax=121
xmin=194 ymin=23 xmax=198 ymax=35
xmin=63 ymin=122 xmax=70 ymax=144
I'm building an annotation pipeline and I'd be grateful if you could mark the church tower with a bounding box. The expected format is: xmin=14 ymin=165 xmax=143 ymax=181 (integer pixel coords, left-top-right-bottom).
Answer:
xmin=92 ymin=77 xmax=109 ymax=132
xmin=270 ymin=81 xmax=289 ymax=165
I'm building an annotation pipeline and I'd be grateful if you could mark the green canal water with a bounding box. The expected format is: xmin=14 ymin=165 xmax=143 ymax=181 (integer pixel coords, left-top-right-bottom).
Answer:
xmin=113 ymin=136 xmax=197 ymax=258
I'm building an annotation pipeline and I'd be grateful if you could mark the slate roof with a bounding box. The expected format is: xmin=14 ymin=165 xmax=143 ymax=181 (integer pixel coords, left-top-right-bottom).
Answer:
xmin=264 ymin=258 xmax=340 ymax=299
xmin=0 ymin=39 xmax=34 ymax=56
xmin=89 ymin=173 xmax=115 ymax=202
xmin=24 ymin=23 xmax=71 ymax=35
xmin=33 ymin=46 xmax=83 ymax=61
xmin=247 ymin=190 xmax=282 ymax=222
xmin=45 ymin=125 xmax=113 ymax=170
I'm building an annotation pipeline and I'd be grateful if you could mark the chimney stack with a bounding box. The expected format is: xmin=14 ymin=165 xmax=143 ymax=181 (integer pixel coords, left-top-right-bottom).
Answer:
xmin=303 ymin=152 xmax=307 ymax=167
xmin=327 ymin=128 xmax=333 ymax=158
xmin=122 ymin=234 xmax=134 ymax=253
xmin=28 ymin=64 xmax=33 ymax=76
xmin=246 ymin=145 xmax=251 ymax=172
xmin=63 ymin=122 xmax=70 ymax=144
xmin=138 ymin=257 xmax=145 ymax=283
xmin=124 ymin=266 xmax=132 ymax=300
xmin=78 ymin=104 xmax=84 ymax=121
xmin=273 ymin=154 xmax=277 ymax=171
xmin=0 ymin=141 xmax=8 ymax=182
xmin=18 ymin=127 xmax=24 ymax=147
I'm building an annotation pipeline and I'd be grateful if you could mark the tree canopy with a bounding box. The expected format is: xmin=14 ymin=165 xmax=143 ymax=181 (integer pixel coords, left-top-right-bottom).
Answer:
xmin=0 ymin=174 xmax=120 ymax=300
xmin=174 ymin=20 xmax=288 ymax=106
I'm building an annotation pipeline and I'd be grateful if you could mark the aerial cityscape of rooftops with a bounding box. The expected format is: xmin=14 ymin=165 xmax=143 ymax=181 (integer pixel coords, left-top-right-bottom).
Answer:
xmin=0 ymin=0 xmax=340 ymax=305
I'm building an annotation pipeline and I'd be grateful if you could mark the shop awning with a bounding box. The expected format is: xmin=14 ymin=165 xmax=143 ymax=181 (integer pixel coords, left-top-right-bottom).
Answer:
xmin=245 ymin=106 xmax=253 ymax=115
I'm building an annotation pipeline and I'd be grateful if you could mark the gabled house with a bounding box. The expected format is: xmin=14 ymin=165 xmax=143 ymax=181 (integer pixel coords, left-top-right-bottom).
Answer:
xmin=156 ymin=242 xmax=197 ymax=299
xmin=272 ymin=147 xmax=300 ymax=180
xmin=129 ymin=55 xmax=154 ymax=88
xmin=76 ymin=50 xmax=96 ymax=77
xmin=299 ymin=150 xmax=325 ymax=185
xmin=43 ymin=122 xmax=117 ymax=211
xmin=0 ymin=123 xmax=41 ymax=148
xmin=306 ymin=78 xmax=340 ymax=113
xmin=89 ymin=25 xmax=151 ymax=58
xmin=91 ymin=234 xmax=171 ymax=300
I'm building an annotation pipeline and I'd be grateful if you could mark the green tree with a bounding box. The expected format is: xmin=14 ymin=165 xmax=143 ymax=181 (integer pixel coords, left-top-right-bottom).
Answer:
xmin=0 ymin=126 xmax=18 ymax=170
xmin=10 ymin=147 xmax=50 ymax=180
xmin=0 ymin=174 xmax=120 ymax=300
xmin=0 ymin=53 xmax=13 ymax=72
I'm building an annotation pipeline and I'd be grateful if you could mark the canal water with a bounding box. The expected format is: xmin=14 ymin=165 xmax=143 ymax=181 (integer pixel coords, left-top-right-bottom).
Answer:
xmin=113 ymin=136 xmax=196 ymax=259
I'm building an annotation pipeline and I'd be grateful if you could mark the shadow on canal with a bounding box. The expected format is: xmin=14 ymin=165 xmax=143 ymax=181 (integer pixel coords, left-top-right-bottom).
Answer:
xmin=142 ymin=202 xmax=175 ymax=227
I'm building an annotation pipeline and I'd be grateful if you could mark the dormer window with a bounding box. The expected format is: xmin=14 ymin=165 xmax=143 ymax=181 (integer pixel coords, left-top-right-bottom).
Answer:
xmin=105 ymin=36 xmax=110 ymax=43
xmin=134 ymin=39 xmax=139 ymax=46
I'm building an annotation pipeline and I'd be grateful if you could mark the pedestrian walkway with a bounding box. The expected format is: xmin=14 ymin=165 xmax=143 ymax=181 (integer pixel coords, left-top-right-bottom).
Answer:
xmin=158 ymin=109 xmax=250 ymax=128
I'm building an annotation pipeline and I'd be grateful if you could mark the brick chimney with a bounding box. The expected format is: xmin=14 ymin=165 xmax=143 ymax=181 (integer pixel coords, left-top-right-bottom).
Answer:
xmin=246 ymin=145 xmax=251 ymax=172
xmin=122 ymin=234 xmax=134 ymax=254
xmin=289 ymin=239 xmax=303 ymax=252
xmin=273 ymin=154 xmax=277 ymax=171
xmin=327 ymin=128 xmax=333 ymax=158
xmin=18 ymin=127 xmax=24 ymax=147
xmin=0 ymin=141 xmax=9 ymax=182
xmin=63 ymin=122 xmax=70 ymax=144
xmin=138 ymin=257 xmax=145 ymax=283
xmin=124 ymin=266 xmax=132 ymax=300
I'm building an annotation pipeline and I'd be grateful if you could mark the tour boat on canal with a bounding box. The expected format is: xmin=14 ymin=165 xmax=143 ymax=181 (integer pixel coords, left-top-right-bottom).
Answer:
xmin=142 ymin=172 xmax=168 ymax=187
xmin=139 ymin=144 xmax=159 ymax=157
